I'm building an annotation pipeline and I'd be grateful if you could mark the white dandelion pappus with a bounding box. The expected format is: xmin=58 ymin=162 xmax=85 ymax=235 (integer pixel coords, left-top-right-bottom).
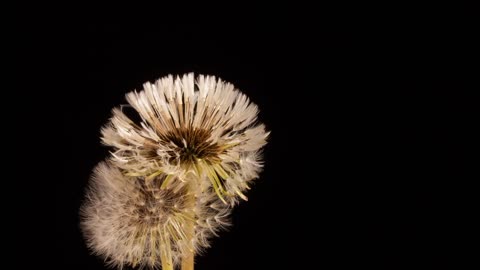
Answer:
xmin=101 ymin=73 xmax=270 ymax=204
xmin=80 ymin=162 xmax=231 ymax=269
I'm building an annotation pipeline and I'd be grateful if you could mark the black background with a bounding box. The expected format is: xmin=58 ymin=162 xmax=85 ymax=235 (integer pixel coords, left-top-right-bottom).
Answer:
xmin=18 ymin=5 xmax=474 ymax=270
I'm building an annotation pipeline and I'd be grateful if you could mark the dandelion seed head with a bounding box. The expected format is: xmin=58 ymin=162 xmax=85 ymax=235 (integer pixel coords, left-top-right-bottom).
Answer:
xmin=102 ymin=73 xmax=269 ymax=203
xmin=81 ymin=162 xmax=230 ymax=269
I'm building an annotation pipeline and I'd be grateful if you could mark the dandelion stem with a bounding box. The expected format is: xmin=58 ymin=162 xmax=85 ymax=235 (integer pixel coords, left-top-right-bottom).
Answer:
xmin=160 ymin=246 xmax=174 ymax=270
xmin=181 ymin=186 xmax=196 ymax=270
xmin=161 ymin=256 xmax=174 ymax=270
xmin=181 ymin=251 xmax=194 ymax=270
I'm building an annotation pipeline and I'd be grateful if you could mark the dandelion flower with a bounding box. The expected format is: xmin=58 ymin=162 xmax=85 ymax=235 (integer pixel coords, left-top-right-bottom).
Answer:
xmin=101 ymin=73 xmax=269 ymax=204
xmin=81 ymin=162 xmax=230 ymax=269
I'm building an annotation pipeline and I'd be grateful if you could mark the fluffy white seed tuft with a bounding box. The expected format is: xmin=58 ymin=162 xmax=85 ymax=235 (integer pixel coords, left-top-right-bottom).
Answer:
xmin=81 ymin=162 xmax=230 ymax=269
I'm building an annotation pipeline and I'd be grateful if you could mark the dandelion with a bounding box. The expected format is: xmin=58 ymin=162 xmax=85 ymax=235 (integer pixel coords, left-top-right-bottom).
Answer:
xmin=81 ymin=73 xmax=269 ymax=269
xmin=101 ymin=73 xmax=268 ymax=204
xmin=81 ymin=162 xmax=230 ymax=269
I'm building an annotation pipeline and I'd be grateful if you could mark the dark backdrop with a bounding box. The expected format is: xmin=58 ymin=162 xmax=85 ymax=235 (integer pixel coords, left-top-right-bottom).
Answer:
xmin=38 ymin=9 xmax=475 ymax=270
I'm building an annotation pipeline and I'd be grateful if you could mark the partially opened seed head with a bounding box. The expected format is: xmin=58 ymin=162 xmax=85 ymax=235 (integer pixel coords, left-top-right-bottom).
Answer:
xmin=101 ymin=73 xmax=269 ymax=204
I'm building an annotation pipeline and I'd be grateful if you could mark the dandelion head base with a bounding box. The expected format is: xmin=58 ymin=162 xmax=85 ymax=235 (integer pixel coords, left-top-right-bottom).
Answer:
xmin=162 ymin=127 xmax=222 ymax=165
